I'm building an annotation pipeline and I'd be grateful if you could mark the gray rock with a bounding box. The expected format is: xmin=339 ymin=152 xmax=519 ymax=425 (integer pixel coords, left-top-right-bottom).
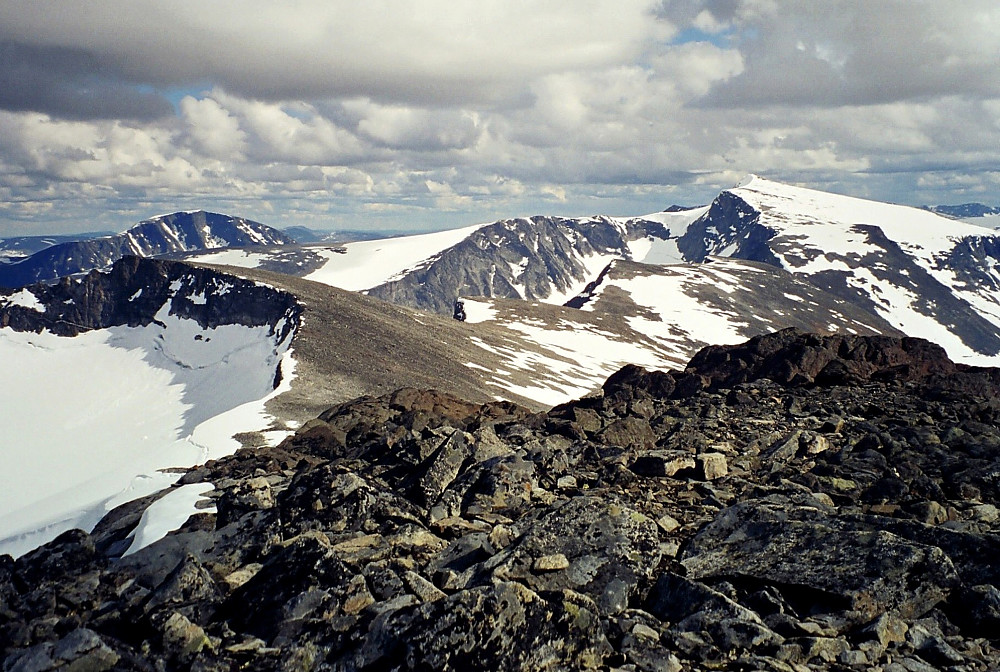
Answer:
xmin=682 ymin=502 xmax=959 ymax=625
xmin=647 ymin=572 xmax=782 ymax=655
xmin=696 ymin=453 xmax=728 ymax=480
xmin=630 ymin=451 xmax=696 ymax=478
xmin=4 ymin=628 xmax=119 ymax=672
xmin=345 ymin=582 xmax=611 ymax=671
xmin=487 ymin=497 xmax=661 ymax=614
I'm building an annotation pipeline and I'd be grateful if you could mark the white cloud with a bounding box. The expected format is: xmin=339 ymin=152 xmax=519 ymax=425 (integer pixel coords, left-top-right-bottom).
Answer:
xmin=1 ymin=1 xmax=1000 ymax=235
xmin=0 ymin=1 xmax=666 ymax=106
xmin=180 ymin=96 xmax=246 ymax=159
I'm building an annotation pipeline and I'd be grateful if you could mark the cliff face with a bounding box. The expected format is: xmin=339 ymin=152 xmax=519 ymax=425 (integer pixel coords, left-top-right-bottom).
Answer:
xmin=0 ymin=255 xmax=300 ymax=341
xmin=4 ymin=329 xmax=1000 ymax=671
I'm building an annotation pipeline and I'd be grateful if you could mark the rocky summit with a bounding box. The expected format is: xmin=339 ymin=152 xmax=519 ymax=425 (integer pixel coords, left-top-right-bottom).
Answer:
xmin=5 ymin=328 xmax=1000 ymax=671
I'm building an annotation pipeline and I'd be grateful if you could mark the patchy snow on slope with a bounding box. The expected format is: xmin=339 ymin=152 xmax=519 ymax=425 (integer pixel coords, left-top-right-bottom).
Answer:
xmin=305 ymin=223 xmax=487 ymax=291
xmin=726 ymin=176 xmax=1000 ymax=363
xmin=2 ymin=288 xmax=44 ymax=312
xmin=616 ymin=272 xmax=749 ymax=346
xmin=0 ymin=305 xmax=295 ymax=558
xmin=462 ymin=301 xmax=691 ymax=407
xmin=732 ymin=175 xmax=991 ymax=272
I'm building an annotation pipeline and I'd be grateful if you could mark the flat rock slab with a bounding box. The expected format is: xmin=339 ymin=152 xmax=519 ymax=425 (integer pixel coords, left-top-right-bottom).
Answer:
xmin=681 ymin=502 xmax=959 ymax=624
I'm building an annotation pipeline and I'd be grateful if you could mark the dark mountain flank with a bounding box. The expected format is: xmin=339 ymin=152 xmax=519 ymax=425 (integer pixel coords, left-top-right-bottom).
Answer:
xmin=0 ymin=211 xmax=293 ymax=288
xmin=366 ymin=215 xmax=671 ymax=313
xmin=0 ymin=232 xmax=116 ymax=262
xmin=5 ymin=329 xmax=1000 ymax=670
xmin=0 ymin=256 xmax=299 ymax=339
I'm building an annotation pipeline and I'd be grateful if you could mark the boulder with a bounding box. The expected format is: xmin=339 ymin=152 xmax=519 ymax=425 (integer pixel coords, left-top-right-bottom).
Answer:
xmin=681 ymin=502 xmax=959 ymax=625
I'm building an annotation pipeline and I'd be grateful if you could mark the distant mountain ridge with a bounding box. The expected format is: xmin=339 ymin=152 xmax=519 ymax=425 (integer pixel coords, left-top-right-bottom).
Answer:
xmin=0 ymin=232 xmax=116 ymax=263
xmin=365 ymin=215 xmax=676 ymax=314
xmin=925 ymin=203 xmax=1000 ymax=219
xmin=0 ymin=211 xmax=294 ymax=288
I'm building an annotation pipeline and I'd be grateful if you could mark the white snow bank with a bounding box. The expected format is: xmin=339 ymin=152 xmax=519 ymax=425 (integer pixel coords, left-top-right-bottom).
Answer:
xmin=124 ymin=483 xmax=216 ymax=556
xmin=2 ymin=288 xmax=44 ymax=312
xmin=190 ymin=248 xmax=267 ymax=269
xmin=0 ymin=307 xmax=295 ymax=558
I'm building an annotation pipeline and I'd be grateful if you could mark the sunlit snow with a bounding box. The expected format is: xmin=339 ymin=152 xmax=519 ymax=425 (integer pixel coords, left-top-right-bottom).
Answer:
xmin=2 ymin=288 xmax=44 ymax=312
xmin=305 ymin=223 xmax=487 ymax=290
xmin=123 ymin=483 xmax=216 ymax=556
xmin=0 ymin=303 xmax=294 ymax=557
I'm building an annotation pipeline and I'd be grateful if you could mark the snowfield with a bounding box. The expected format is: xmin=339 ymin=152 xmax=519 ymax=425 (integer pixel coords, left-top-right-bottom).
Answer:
xmin=0 ymin=308 xmax=294 ymax=558
xmin=727 ymin=176 xmax=1000 ymax=366
xmin=304 ymin=223 xmax=488 ymax=290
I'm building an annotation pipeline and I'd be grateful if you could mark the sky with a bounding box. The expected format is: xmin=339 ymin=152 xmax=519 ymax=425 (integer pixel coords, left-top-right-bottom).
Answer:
xmin=1 ymin=0 xmax=999 ymax=237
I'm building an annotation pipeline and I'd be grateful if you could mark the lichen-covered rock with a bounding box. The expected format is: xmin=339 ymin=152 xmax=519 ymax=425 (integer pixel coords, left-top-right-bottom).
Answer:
xmin=484 ymin=496 xmax=661 ymax=614
xmin=681 ymin=502 xmax=959 ymax=625
xmin=343 ymin=582 xmax=611 ymax=671
xmin=6 ymin=331 xmax=1000 ymax=671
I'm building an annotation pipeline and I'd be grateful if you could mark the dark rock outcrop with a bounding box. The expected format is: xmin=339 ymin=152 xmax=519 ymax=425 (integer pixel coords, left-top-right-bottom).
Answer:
xmin=367 ymin=215 xmax=671 ymax=314
xmin=4 ymin=330 xmax=1000 ymax=670
xmin=0 ymin=255 xmax=301 ymax=340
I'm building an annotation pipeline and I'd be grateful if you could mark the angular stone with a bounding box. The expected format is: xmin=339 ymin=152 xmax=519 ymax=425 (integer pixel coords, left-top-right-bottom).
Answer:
xmin=599 ymin=417 xmax=656 ymax=450
xmin=696 ymin=453 xmax=728 ymax=481
xmin=416 ymin=429 xmax=474 ymax=507
xmin=647 ymin=572 xmax=783 ymax=654
xmin=488 ymin=497 xmax=661 ymax=615
xmin=761 ymin=431 xmax=802 ymax=463
xmin=681 ymin=502 xmax=960 ymax=625
xmin=656 ymin=514 xmax=681 ymax=534
xmin=5 ymin=628 xmax=120 ymax=672
xmin=403 ymin=570 xmax=446 ymax=603
xmin=159 ymin=611 xmax=211 ymax=662
xmin=862 ymin=612 xmax=908 ymax=647
xmin=350 ymin=583 xmax=611 ymax=671
xmin=631 ymin=451 xmax=696 ymax=478
xmin=556 ymin=475 xmax=578 ymax=489
xmin=533 ymin=553 xmax=570 ymax=572
xmin=222 ymin=563 xmax=263 ymax=592
xmin=803 ymin=433 xmax=831 ymax=455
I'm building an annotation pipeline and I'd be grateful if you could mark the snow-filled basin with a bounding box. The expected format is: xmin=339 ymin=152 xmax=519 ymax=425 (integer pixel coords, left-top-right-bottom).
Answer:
xmin=0 ymin=308 xmax=294 ymax=558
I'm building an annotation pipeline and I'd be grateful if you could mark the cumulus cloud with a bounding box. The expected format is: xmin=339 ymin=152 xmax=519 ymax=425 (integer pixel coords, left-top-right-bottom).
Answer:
xmin=1 ymin=0 xmax=1000 ymax=235
xmin=694 ymin=0 xmax=1000 ymax=107
xmin=0 ymin=0 xmax=666 ymax=114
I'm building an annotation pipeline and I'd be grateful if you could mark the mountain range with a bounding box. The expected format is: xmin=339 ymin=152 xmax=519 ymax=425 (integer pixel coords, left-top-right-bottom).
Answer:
xmin=925 ymin=203 xmax=1000 ymax=219
xmin=0 ymin=210 xmax=293 ymax=288
xmin=5 ymin=176 xmax=1000 ymax=669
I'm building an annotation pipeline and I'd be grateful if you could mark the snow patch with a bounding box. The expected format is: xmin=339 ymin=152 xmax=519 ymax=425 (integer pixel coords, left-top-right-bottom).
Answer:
xmin=304 ymin=223 xmax=487 ymax=291
xmin=3 ymin=288 xmax=44 ymax=312
xmin=462 ymin=298 xmax=498 ymax=324
xmin=123 ymin=483 xmax=216 ymax=556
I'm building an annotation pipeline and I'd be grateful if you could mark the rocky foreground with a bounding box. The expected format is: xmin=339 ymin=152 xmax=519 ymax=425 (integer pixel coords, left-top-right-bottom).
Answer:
xmin=5 ymin=329 xmax=1000 ymax=671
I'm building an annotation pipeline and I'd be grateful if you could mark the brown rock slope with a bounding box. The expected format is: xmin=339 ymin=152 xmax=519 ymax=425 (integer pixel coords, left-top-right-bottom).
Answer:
xmin=5 ymin=329 xmax=1000 ymax=671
